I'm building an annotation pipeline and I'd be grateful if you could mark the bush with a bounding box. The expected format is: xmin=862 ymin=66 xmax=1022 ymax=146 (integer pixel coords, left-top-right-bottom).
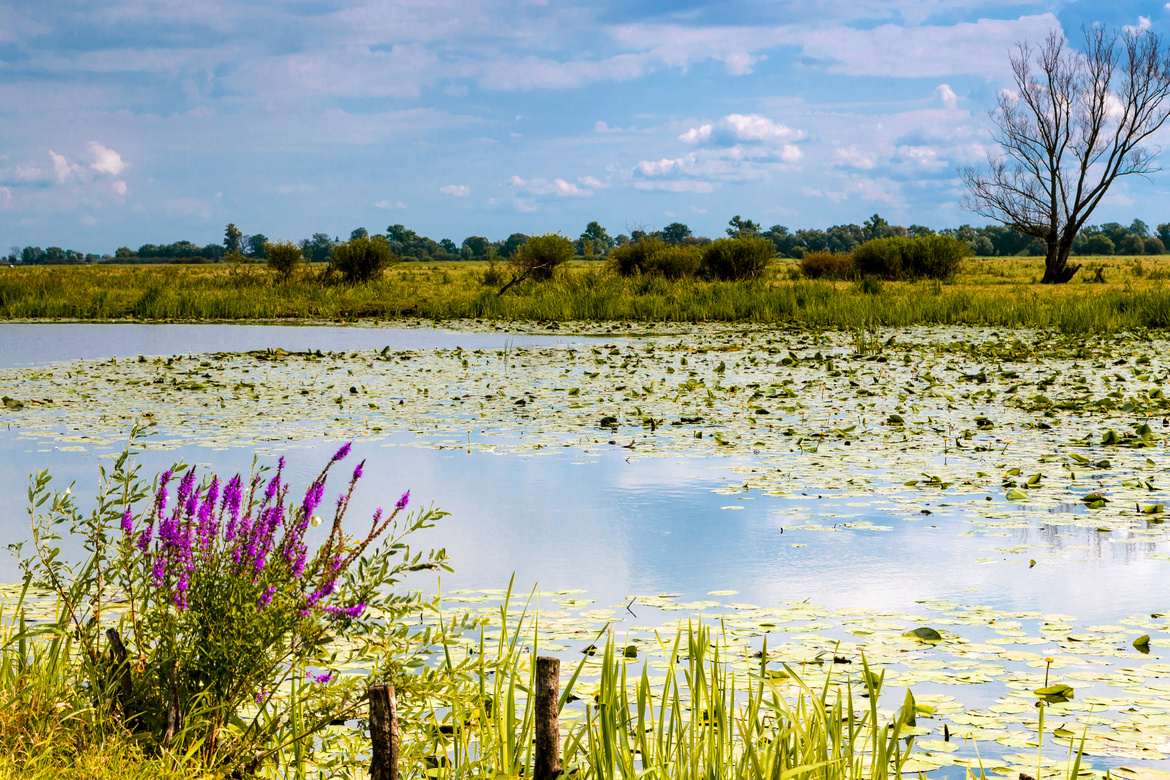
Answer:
xmin=510 ymin=233 xmax=573 ymax=281
xmin=607 ymin=238 xmax=701 ymax=279
xmin=851 ymin=235 xmax=967 ymax=280
xmin=329 ymin=235 xmax=397 ymax=283
xmin=700 ymin=237 xmax=775 ymax=280
xmin=1083 ymin=234 xmax=1114 ymax=255
xmin=266 ymin=240 xmax=303 ymax=281
xmin=798 ymin=250 xmax=853 ymax=280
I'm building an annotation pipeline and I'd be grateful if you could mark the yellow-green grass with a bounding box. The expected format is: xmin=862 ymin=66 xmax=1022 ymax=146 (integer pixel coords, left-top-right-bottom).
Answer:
xmin=1 ymin=255 xmax=1169 ymax=332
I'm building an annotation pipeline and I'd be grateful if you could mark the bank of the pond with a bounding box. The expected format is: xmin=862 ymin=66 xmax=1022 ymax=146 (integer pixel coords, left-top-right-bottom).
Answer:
xmin=3 ymin=259 xmax=1170 ymax=332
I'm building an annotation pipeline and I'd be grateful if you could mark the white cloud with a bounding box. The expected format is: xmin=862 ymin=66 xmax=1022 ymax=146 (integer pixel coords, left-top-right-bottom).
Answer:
xmin=637 ymin=158 xmax=686 ymax=175
xmin=937 ymin=84 xmax=957 ymax=110
xmin=595 ymin=121 xmax=623 ymax=133
xmin=1124 ymin=17 xmax=1152 ymax=36
xmin=633 ymin=181 xmax=715 ymax=193
xmin=894 ymin=145 xmax=945 ymax=170
xmin=507 ymin=175 xmax=591 ymax=196
xmin=835 ymin=146 xmax=876 ymax=169
xmin=375 ymin=200 xmax=407 ymax=209
xmin=112 ymin=181 xmax=128 ymax=195
xmin=0 ymin=187 xmax=10 ymax=209
xmin=578 ymin=175 xmax=609 ymax=188
xmin=778 ymin=144 xmax=803 ymax=162
xmin=679 ymin=114 xmax=803 ymax=147
xmin=48 ymin=151 xmax=82 ymax=183
xmin=440 ymin=184 xmax=470 ymax=196
xmin=477 ymin=53 xmax=649 ymax=91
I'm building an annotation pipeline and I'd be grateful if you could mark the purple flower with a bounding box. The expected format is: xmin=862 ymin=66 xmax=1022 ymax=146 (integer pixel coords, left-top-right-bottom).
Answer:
xmin=352 ymin=461 xmax=364 ymax=481
xmin=306 ymin=670 xmax=334 ymax=684
xmin=324 ymin=603 xmax=366 ymax=619
xmin=396 ymin=491 xmax=410 ymax=511
xmin=257 ymin=585 xmax=277 ymax=611
xmin=120 ymin=507 xmax=134 ymax=537
xmin=254 ymin=689 xmax=269 ymax=705
xmin=222 ymin=475 xmax=242 ymax=542
xmin=300 ymin=479 xmax=325 ymax=522
xmin=331 ymin=443 xmax=351 ymax=463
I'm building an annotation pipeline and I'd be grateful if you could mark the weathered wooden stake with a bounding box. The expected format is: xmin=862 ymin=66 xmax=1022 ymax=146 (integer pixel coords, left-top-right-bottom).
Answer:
xmin=163 ymin=660 xmax=181 ymax=746
xmin=369 ymin=684 xmax=399 ymax=780
xmin=105 ymin=627 xmax=133 ymax=722
xmin=534 ymin=656 xmax=561 ymax=780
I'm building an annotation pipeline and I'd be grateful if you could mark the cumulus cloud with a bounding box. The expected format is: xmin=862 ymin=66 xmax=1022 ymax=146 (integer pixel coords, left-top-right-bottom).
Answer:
xmin=376 ymin=200 xmax=407 ymax=209
xmin=88 ymin=142 xmax=127 ymax=174
xmin=937 ymin=84 xmax=957 ymax=110
xmin=440 ymin=184 xmax=470 ymax=196
xmin=835 ymin=146 xmax=876 ymax=170
xmin=507 ymin=175 xmax=591 ymax=196
xmin=48 ymin=151 xmax=83 ymax=183
xmin=0 ymin=187 xmax=11 ymax=209
xmin=578 ymin=175 xmax=609 ymax=188
xmin=112 ymin=181 xmax=128 ymax=196
xmin=679 ymin=114 xmax=803 ymax=147
xmin=637 ymin=158 xmax=687 ymax=175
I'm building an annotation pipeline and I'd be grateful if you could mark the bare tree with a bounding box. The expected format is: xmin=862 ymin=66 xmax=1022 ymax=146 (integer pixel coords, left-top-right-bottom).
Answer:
xmin=963 ymin=27 xmax=1170 ymax=283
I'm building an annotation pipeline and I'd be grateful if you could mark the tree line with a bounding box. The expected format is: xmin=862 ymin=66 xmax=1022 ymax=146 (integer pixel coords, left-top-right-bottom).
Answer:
xmin=7 ymin=215 xmax=1170 ymax=268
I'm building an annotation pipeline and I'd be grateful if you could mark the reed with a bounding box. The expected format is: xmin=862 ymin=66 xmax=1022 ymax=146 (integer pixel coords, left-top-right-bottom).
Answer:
xmin=2 ymin=259 xmax=1170 ymax=331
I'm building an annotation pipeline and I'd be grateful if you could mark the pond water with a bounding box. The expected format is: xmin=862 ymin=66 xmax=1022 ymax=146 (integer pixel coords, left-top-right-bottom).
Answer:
xmin=2 ymin=321 xmax=1170 ymax=775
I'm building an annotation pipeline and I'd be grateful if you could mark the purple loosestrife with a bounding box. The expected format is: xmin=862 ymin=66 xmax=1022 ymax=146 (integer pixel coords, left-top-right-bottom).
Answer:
xmin=222 ymin=475 xmax=242 ymax=542
xmin=352 ymin=461 xmax=364 ymax=481
xmin=257 ymin=585 xmax=277 ymax=611
xmin=196 ymin=477 xmax=220 ymax=555
xmin=324 ymin=603 xmax=366 ymax=619
xmin=331 ymin=443 xmax=351 ymax=464
xmin=121 ymin=507 xmax=133 ymax=537
xmin=306 ymin=671 xmax=334 ymax=684
xmin=396 ymin=491 xmax=410 ymax=512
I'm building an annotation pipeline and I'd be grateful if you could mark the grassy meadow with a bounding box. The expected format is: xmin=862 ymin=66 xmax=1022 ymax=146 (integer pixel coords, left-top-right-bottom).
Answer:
xmin=2 ymin=254 xmax=1170 ymax=331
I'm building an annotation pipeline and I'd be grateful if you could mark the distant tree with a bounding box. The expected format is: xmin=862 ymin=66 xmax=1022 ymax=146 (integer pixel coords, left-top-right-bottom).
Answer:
xmin=967 ymin=236 xmax=996 ymax=256
xmin=963 ymin=28 xmax=1170 ymax=283
xmin=439 ymin=238 xmax=458 ymax=253
xmin=499 ymin=233 xmax=529 ymax=258
xmin=21 ymin=247 xmax=44 ymax=264
xmin=300 ymin=233 xmax=334 ymax=264
xmin=581 ymin=221 xmax=613 ymax=247
xmin=247 ymin=234 xmax=269 ymax=259
xmin=1130 ymin=219 xmax=1151 ymax=238
xmin=862 ymin=214 xmax=892 ymax=241
xmin=45 ymin=247 xmax=66 ymax=261
xmin=825 ymin=224 xmax=865 ymax=253
xmin=350 ymin=227 xmax=369 ymax=241
xmin=461 ymin=236 xmax=491 ymax=259
xmin=661 ymin=222 xmax=693 ymax=245
xmin=224 ymin=223 xmax=243 ymax=254
xmin=1159 ymin=223 xmax=1170 ymax=247
xmin=907 ymin=224 xmax=936 ymax=238
xmin=726 ymin=216 xmax=760 ymax=237
xmin=1084 ymin=234 xmax=1115 ymax=255
xmin=1145 ymin=236 xmax=1166 ymax=254
xmin=387 ymin=224 xmax=418 ymax=243
xmin=114 ymin=246 xmax=136 ymax=258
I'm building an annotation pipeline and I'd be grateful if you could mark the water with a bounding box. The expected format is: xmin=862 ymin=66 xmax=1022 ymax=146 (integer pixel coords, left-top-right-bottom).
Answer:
xmin=3 ymin=322 xmax=1170 ymax=773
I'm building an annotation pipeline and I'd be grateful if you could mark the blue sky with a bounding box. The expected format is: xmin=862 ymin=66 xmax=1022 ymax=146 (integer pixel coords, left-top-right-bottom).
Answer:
xmin=0 ymin=0 xmax=1166 ymax=253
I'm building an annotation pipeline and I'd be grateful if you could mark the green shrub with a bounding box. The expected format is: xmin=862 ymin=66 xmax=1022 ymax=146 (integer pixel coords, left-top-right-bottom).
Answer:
xmin=700 ymin=237 xmax=775 ymax=280
xmin=510 ymin=233 xmax=573 ymax=281
xmin=852 ymin=235 xmax=966 ymax=280
xmin=329 ymin=235 xmax=397 ymax=283
xmin=798 ymin=250 xmax=853 ymax=280
xmin=608 ymin=239 xmax=701 ymax=279
xmin=265 ymin=240 xmax=303 ymax=281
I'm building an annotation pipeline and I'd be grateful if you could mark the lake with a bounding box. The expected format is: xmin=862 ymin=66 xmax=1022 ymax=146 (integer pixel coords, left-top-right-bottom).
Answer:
xmin=2 ymin=320 xmax=1169 ymax=774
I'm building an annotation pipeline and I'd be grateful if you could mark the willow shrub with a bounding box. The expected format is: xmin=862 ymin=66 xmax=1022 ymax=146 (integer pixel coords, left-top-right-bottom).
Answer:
xmin=608 ymin=238 xmax=702 ymax=279
xmin=700 ymin=237 xmax=775 ymax=280
xmin=11 ymin=427 xmax=451 ymax=775
xmin=798 ymin=250 xmax=854 ymax=280
xmin=265 ymin=240 xmax=304 ymax=282
xmin=329 ymin=235 xmax=397 ymax=283
xmin=852 ymin=235 xmax=968 ymax=280
xmin=511 ymin=233 xmax=573 ymax=281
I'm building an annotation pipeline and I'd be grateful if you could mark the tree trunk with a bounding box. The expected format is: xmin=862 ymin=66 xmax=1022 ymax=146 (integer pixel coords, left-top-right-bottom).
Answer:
xmin=1041 ymin=241 xmax=1081 ymax=284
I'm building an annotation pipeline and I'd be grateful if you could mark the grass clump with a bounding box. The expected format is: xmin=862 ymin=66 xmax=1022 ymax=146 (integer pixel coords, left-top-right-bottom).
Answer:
xmin=852 ymin=235 xmax=967 ymax=280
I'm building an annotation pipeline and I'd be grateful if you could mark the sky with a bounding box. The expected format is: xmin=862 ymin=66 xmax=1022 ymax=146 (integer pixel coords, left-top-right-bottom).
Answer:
xmin=0 ymin=0 xmax=1167 ymax=254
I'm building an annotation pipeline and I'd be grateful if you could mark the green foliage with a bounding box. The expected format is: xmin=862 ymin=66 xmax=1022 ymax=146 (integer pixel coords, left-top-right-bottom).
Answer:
xmin=798 ymin=250 xmax=853 ymax=280
xmin=1084 ymin=234 xmax=1115 ymax=255
xmin=510 ymin=233 xmax=573 ymax=281
xmin=265 ymin=240 xmax=302 ymax=281
xmin=608 ymin=238 xmax=701 ymax=279
xmin=223 ymin=224 xmax=242 ymax=255
xmin=851 ymin=235 xmax=967 ymax=280
xmin=329 ymin=234 xmax=397 ymax=283
xmin=701 ymin=237 xmax=774 ymax=280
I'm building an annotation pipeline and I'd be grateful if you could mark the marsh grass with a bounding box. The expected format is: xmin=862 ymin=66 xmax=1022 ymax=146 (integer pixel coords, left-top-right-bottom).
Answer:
xmin=2 ymin=256 xmax=1170 ymax=332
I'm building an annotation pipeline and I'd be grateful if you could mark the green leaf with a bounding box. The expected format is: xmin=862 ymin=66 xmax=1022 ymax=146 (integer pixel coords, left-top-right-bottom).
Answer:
xmin=904 ymin=627 xmax=942 ymax=642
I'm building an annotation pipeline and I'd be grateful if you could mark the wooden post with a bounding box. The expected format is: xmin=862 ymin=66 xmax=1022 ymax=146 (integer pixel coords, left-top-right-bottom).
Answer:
xmin=163 ymin=660 xmax=181 ymax=746
xmin=105 ymin=627 xmax=133 ymax=723
xmin=534 ymin=656 xmax=561 ymax=780
xmin=369 ymin=684 xmax=399 ymax=780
